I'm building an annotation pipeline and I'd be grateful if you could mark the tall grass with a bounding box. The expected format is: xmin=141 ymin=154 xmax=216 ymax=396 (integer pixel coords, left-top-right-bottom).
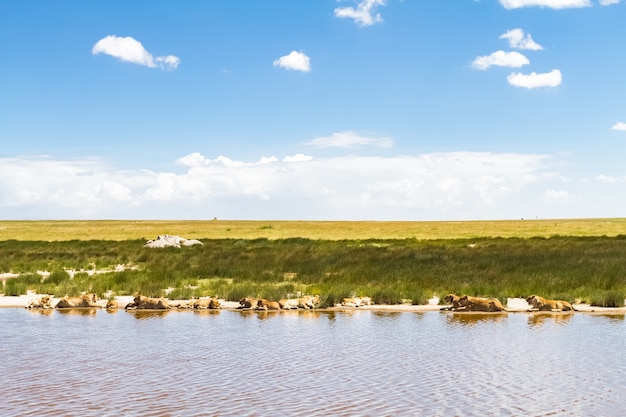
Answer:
xmin=1 ymin=236 xmax=626 ymax=307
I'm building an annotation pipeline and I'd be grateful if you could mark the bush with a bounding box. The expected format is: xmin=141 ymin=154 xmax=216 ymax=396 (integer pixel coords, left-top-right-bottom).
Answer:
xmin=4 ymin=278 xmax=27 ymax=296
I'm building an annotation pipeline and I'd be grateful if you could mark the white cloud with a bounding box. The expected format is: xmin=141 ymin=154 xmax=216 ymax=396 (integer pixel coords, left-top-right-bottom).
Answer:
xmin=92 ymin=35 xmax=180 ymax=70
xmin=500 ymin=29 xmax=543 ymax=50
xmin=599 ymin=0 xmax=620 ymax=5
xmin=498 ymin=0 xmax=591 ymax=9
xmin=507 ymin=69 xmax=562 ymax=88
xmin=0 ymin=152 xmax=571 ymax=220
xmin=306 ymin=131 xmax=393 ymax=148
xmin=472 ymin=51 xmax=530 ymax=70
xmin=595 ymin=174 xmax=626 ymax=183
xmin=273 ymin=51 xmax=311 ymax=72
xmin=334 ymin=0 xmax=386 ymax=27
xmin=283 ymin=154 xmax=313 ymax=162
xmin=611 ymin=122 xmax=626 ymax=131
xmin=544 ymin=189 xmax=570 ymax=200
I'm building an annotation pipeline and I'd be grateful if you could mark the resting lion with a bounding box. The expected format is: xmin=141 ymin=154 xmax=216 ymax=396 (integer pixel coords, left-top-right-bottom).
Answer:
xmin=442 ymin=293 xmax=462 ymax=311
xmin=458 ymin=295 xmax=505 ymax=312
xmin=55 ymin=293 xmax=99 ymax=308
xmin=255 ymin=298 xmax=281 ymax=311
xmin=105 ymin=299 xmax=119 ymax=309
xmin=126 ymin=295 xmax=171 ymax=310
xmin=279 ymin=295 xmax=321 ymax=310
xmin=237 ymin=298 xmax=257 ymax=310
xmin=341 ymin=296 xmax=373 ymax=307
xmin=26 ymin=295 xmax=53 ymax=309
xmin=526 ymin=295 xmax=576 ymax=312
xmin=192 ymin=298 xmax=221 ymax=309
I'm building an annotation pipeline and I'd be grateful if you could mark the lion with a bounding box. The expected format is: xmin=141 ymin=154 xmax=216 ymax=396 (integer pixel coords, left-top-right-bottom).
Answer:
xmin=298 ymin=295 xmax=320 ymax=309
xmin=26 ymin=295 xmax=53 ymax=309
xmin=278 ymin=295 xmax=321 ymax=310
xmin=126 ymin=295 xmax=171 ymax=310
xmin=55 ymin=293 xmax=99 ymax=308
xmin=105 ymin=299 xmax=119 ymax=309
xmin=341 ymin=297 xmax=365 ymax=307
xmin=192 ymin=298 xmax=221 ymax=309
xmin=442 ymin=293 xmax=462 ymax=311
xmin=526 ymin=295 xmax=576 ymax=312
xmin=279 ymin=298 xmax=300 ymax=309
xmin=237 ymin=297 xmax=258 ymax=310
xmin=458 ymin=295 xmax=505 ymax=312
xmin=255 ymin=298 xmax=281 ymax=311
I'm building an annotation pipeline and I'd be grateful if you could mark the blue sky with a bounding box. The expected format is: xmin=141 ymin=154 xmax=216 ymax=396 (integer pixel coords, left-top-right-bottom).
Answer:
xmin=1 ymin=0 xmax=626 ymax=221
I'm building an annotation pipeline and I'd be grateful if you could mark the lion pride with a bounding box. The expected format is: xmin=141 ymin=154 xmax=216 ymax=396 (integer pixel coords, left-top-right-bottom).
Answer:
xmin=526 ymin=295 xmax=576 ymax=312
xmin=55 ymin=293 xmax=99 ymax=308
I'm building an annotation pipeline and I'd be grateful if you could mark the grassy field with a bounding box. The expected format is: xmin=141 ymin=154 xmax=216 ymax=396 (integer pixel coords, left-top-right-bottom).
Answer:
xmin=2 ymin=219 xmax=626 ymax=307
xmin=2 ymin=218 xmax=626 ymax=241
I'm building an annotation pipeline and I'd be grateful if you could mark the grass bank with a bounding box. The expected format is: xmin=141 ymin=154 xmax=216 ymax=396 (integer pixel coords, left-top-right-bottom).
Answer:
xmin=2 ymin=236 xmax=626 ymax=307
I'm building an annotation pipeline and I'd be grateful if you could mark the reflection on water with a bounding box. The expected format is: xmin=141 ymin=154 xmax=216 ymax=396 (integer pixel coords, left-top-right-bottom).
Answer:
xmin=126 ymin=309 xmax=171 ymax=320
xmin=55 ymin=308 xmax=99 ymax=317
xmin=1 ymin=309 xmax=625 ymax=416
xmin=527 ymin=311 xmax=575 ymax=327
xmin=446 ymin=312 xmax=508 ymax=326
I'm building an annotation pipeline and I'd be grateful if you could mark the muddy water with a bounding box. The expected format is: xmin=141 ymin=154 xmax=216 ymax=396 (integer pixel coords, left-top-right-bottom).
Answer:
xmin=1 ymin=309 xmax=625 ymax=416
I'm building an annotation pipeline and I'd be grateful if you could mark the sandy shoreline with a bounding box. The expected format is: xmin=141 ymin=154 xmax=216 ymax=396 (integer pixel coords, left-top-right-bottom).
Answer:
xmin=2 ymin=294 xmax=625 ymax=314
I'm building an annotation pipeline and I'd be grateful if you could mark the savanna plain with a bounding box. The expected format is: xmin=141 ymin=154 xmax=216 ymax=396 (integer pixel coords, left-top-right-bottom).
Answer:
xmin=2 ymin=218 xmax=626 ymax=308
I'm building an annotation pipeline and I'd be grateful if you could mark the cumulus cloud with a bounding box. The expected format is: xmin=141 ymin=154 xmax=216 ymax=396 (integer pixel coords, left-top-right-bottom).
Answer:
xmin=500 ymin=29 xmax=543 ymax=50
xmin=472 ymin=51 xmax=530 ymax=70
xmin=507 ymin=69 xmax=562 ymax=88
xmin=611 ymin=122 xmax=626 ymax=131
xmin=334 ymin=0 xmax=386 ymax=27
xmin=92 ymin=35 xmax=180 ymax=70
xmin=273 ymin=51 xmax=311 ymax=72
xmin=498 ymin=0 xmax=591 ymax=8
xmin=0 ymin=151 xmax=572 ymax=220
xmin=306 ymin=131 xmax=393 ymax=148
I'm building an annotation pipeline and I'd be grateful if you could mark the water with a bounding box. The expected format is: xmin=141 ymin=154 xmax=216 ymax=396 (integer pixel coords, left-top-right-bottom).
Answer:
xmin=1 ymin=308 xmax=625 ymax=416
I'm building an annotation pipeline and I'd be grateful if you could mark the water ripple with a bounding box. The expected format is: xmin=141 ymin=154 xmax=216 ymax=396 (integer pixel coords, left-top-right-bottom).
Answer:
xmin=1 ymin=309 xmax=625 ymax=416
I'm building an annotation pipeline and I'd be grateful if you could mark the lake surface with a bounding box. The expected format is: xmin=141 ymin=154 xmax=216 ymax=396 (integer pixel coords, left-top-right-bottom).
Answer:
xmin=1 ymin=308 xmax=625 ymax=416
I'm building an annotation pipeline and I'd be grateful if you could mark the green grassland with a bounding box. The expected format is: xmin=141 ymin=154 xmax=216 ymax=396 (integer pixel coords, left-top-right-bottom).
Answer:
xmin=2 ymin=219 xmax=626 ymax=307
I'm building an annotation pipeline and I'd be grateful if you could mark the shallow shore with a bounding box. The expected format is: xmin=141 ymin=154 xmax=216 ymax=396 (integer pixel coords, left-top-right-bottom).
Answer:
xmin=2 ymin=294 xmax=625 ymax=314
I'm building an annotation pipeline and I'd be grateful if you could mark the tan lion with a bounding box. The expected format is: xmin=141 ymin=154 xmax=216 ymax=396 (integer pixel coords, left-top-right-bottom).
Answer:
xmin=442 ymin=293 xmax=462 ymax=311
xmin=526 ymin=295 xmax=576 ymax=312
xmin=237 ymin=297 xmax=258 ymax=310
xmin=26 ymin=295 xmax=53 ymax=309
xmin=105 ymin=299 xmax=119 ymax=309
xmin=298 ymin=295 xmax=320 ymax=309
xmin=341 ymin=296 xmax=374 ymax=307
xmin=458 ymin=295 xmax=505 ymax=312
xmin=192 ymin=298 xmax=221 ymax=309
xmin=126 ymin=295 xmax=171 ymax=310
xmin=256 ymin=298 xmax=281 ymax=311
xmin=55 ymin=293 xmax=99 ymax=308
xmin=279 ymin=295 xmax=321 ymax=310
xmin=279 ymin=298 xmax=300 ymax=309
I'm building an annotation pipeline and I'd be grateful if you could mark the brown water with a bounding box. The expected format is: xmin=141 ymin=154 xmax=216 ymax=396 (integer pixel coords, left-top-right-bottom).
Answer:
xmin=1 ymin=308 xmax=625 ymax=416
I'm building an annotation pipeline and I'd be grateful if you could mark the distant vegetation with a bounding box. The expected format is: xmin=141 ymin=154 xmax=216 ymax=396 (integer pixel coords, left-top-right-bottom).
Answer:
xmin=2 ymin=218 xmax=626 ymax=241
xmin=2 ymin=235 xmax=626 ymax=307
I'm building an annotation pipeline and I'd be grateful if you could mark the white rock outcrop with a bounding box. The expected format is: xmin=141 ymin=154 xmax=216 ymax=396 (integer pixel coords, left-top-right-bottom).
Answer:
xmin=144 ymin=234 xmax=204 ymax=248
